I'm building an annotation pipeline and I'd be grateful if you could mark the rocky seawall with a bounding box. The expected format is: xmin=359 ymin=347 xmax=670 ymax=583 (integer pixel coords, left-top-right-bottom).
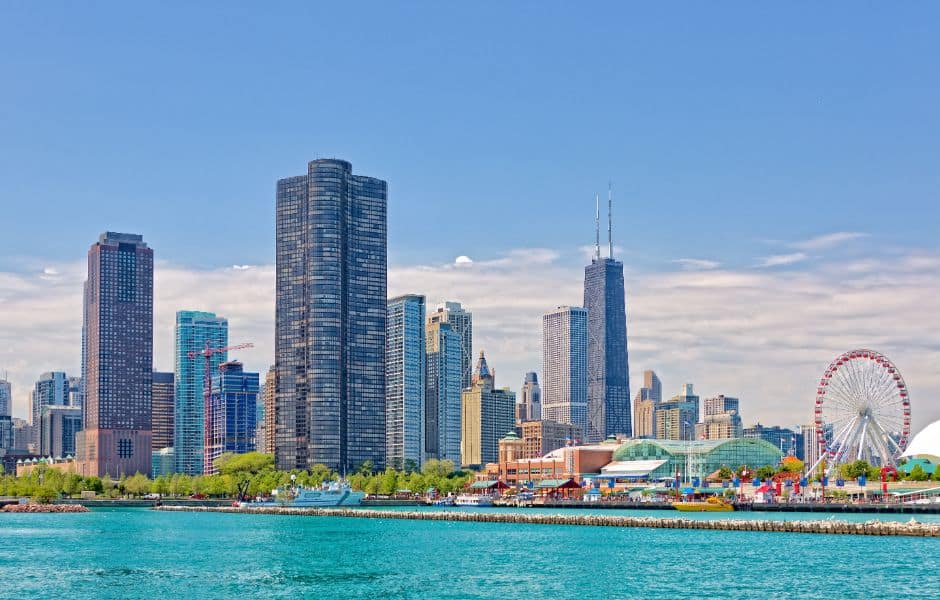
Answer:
xmin=153 ymin=505 xmax=940 ymax=538
xmin=3 ymin=503 xmax=90 ymax=513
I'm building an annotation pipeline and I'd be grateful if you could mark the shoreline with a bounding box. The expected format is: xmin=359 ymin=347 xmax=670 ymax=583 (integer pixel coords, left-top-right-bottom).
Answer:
xmin=152 ymin=505 xmax=940 ymax=538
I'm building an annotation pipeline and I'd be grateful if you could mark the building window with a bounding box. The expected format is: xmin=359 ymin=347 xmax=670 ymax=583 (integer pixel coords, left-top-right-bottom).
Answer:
xmin=118 ymin=438 xmax=134 ymax=458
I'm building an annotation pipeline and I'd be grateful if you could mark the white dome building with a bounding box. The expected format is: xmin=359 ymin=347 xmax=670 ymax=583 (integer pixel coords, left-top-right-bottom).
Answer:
xmin=901 ymin=420 xmax=940 ymax=462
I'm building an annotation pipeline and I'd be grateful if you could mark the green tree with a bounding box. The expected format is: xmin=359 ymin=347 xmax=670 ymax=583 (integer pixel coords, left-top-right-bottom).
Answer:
xmin=215 ymin=452 xmax=275 ymax=476
xmin=909 ymin=464 xmax=928 ymax=481
xmin=839 ymin=460 xmax=872 ymax=480
xmin=124 ymin=472 xmax=151 ymax=497
xmin=755 ymin=465 xmax=776 ymax=480
xmin=357 ymin=460 xmax=375 ymax=476
xmin=717 ymin=465 xmax=733 ymax=480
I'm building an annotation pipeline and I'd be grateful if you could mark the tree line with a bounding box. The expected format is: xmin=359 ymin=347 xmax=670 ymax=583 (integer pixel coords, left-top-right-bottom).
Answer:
xmin=0 ymin=453 xmax=474 ymax=502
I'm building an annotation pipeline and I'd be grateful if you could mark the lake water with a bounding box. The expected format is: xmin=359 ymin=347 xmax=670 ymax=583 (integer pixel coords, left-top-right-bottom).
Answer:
xmin=1 ymin=508 xmax=937 ymax=598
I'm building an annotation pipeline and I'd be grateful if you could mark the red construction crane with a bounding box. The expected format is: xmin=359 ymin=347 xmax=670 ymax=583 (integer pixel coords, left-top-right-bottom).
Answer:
xmin=187 ymin=341 xmax=254 ymax=474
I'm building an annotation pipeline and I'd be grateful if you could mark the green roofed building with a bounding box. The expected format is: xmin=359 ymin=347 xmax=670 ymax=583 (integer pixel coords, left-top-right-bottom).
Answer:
xmin=610 ymin=438 xmax=784 ymax=481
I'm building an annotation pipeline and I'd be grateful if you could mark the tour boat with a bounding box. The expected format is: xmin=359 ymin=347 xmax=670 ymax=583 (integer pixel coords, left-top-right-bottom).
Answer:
xmin=454 ymin=494 xmax=494 ymax=507
xmin=261 ymin=480 xmax=364 ymax=508
xmin=671 ymin=496 xmax=735 ymax=512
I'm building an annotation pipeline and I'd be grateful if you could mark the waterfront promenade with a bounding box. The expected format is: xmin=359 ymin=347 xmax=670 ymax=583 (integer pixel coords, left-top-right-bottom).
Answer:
xmin=154 ymin=505 xmax=940 ymax=538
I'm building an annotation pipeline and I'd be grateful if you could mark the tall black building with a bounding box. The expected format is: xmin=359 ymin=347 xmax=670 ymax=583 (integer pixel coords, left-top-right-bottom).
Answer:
xmin=584 ymin=192 xmax=631 ymax=441
xmin=275 ymin=159 xmax=387 ymax=472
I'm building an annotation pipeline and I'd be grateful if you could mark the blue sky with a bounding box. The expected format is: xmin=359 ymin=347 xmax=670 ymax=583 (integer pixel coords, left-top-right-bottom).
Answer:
xmin=1 ymin=3 xmax=938 ymax=431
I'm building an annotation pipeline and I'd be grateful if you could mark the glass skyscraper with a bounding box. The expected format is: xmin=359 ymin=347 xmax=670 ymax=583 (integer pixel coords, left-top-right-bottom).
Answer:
xmin=584 ymin=229 xmax=631 ymax=441
xmin=275 ymin=159 xmax=387 ymax=472
xmin=31 ymin=371 xmax=70 ymax=450
xmin=425 ymin=320 xmax=462 ymax=465
xmin=0 ymin=379 xmax=10 ymax=417
xmin=151 ymin=371 xmax=175 ymax=452
xmin=205 ymin=361 xmax=258 ymax=474
xmin=386 ymin=295 xmax=426 ymax=470
xmin=428 ymin=302 xmax=473 ymax=390
xmin=174 ymin=310 xmax=228 ymax=475
xmin=77 ymin=232 xmax=153 ymax=478
xmin=541 ymin=306 xmax=589 ymax=433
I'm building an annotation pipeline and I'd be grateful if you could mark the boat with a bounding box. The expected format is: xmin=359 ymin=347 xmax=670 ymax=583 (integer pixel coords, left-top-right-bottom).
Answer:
xmin=454 ymin=493 xmax=494 ymax=507
xmin=432 ymin=496 xmax=455 ymax=506
xmin=672 ymin=496 xmax=735 ymax=512
xmin=260 ymin=480 xmax=364 ymax=508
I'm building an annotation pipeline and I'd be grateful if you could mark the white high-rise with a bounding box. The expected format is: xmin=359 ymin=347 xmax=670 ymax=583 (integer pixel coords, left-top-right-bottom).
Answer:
xmin=541 ymin=306 xmax=589 ymax=434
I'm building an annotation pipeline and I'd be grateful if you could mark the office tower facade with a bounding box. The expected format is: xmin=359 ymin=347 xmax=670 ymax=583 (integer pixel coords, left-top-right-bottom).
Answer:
xmin=425 ymin=320 xmax=462 ymax=465
xmin=633 ymin=370 xmax=662 ymax=439
xmin=517 ymin=372 xmax=542 ymax=423
xmin=68 ymin=376 xmax=83 ymax=410
xmin=262 ymin=366 xmax=276 ymax=455
xmin=41 ymin=405 xmax=83 ymax=457
xmin=151 ymin=372 xmax=175 ymax=452
xmin=584 ymin=193 xmax=631 ymax=441
xmin=0 ymin=416 xmax=12 ymax=455
xmin=31 ymin=371 xmax=70 ymax=449
xmin=654 ymin=384 xmax=700 ymax=441
xmin=386 ymin=295 xmax=426 ymax=470
xmin=695 ymin=413 xmax=743 ymax=440
xmin=174 ymin=310 xmax=228 ymax=475
xmin=541 ymin=306 xmax=589 ymax=433
xmin=0 ymin=378 xmax=10 ymax=417
xmin=520 ymin=419 xmax=582 ymax=459
xmin=428 ymin=302 xmax=473 ymax=390
xmin=460 ymin=351 xmax=516 ymax=467
xmin=703 ymin=395 xmax=740 ymax=417
xmin=76 ymin=232 xmax=153 ymax=477
xmin=275 ymin=159 xmax=387 ymax=472
xmin=205 ymin=361 xmax=259 ymax=473
xmin=12 ymin=418 xmax=32 ymax=452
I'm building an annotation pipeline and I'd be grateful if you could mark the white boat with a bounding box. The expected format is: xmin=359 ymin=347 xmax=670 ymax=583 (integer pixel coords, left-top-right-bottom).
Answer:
xmin=432 ymin=496 xmax=455 ymax=506
xmin=264 ymin=480 xmax=364 ymax=507
xmin=454 ymin=493 xmax=494 ymax=507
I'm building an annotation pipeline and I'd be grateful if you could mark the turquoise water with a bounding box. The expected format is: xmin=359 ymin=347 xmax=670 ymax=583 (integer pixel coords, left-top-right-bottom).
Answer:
xmin=1 ymin=508 xmax=938 ymax=599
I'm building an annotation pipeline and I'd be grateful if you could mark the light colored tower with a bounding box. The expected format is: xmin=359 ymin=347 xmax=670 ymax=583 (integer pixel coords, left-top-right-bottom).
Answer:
xmin=429 ymin=302 xmax=473 ymax=390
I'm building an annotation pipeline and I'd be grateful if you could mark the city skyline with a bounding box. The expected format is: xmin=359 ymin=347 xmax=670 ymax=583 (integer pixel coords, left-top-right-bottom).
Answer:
xmin=1 ymin=5 xmax=938 ymax=435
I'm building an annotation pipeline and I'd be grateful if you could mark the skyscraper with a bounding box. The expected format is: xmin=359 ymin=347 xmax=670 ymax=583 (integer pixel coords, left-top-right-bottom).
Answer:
xmin=68 ymin=376 xmax=83 ymax=410
xmin=174 ymin=310 xmax=228 ymax=475
xmin=205 ymin=361 xmax=259 ymax=473
xmin=633 ymin=370 xmax=662 ymax=439
xmin=386 ymin=295 xmax=426 ymax=470
xmin=584 ymin=190 xmax=631 ymax=441
xmin=262 ymin=366 xmax=276 ymax=455
xmin=517 ymin=372 xmax=541 ymax=423
xmin=32 ymin=371 xmax=70 ymax=450
xmin=76 ymin=232 xmax=153 ymax=477
xmin=151 ymin=372 xmax=175 ymax=452
xmin=654 ymin=384 xmax=700 ymax=441
xmin=425 ymin=319 xmax=462 ymax=465
xmin=428 ymin=302 xmax=473 ymax=390
xmin=541 ymin=306 xmax=589 ymax=433
xmin=460 ymin=351 xmax=516 ymax=467
xmin=0 ymin=378 xmax=10 ymax=417
xmin=275 ymin=159 xmax=387 ymax=472
xmin=703 ymin=395 xmax=739 ymax=417
xmin=41 ymin=405 xmax=82 ymax=457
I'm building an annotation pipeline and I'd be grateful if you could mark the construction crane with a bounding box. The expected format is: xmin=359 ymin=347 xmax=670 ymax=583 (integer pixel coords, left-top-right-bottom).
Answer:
xmin=187 ymin=341 xmax=254 ymax=475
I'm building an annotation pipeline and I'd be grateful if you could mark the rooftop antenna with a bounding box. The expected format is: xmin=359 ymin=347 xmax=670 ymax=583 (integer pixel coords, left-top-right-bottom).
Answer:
xmin=594 ymin=193 xmax=601 ymax=261
xmin=608 ymin=181 xmax=613 ymax=258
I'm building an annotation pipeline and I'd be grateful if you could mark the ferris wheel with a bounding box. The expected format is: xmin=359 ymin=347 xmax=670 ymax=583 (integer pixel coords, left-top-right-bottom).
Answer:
xmin=810 ymin=349 xmax=911 ymax=471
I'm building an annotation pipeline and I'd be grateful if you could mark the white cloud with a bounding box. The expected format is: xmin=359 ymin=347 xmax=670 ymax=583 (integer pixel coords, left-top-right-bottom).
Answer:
xmin=2 ymin=246 xmax=939 ymax=439
xmin=791 ymin=232 xmax=868 ymax=251
xmin=759 ymin=252 xmax=809 ymax=268
xmin=672 ymin=258 xmax=721 ymax=271
xmin=454 ymin=255 xmax=473 ymax=266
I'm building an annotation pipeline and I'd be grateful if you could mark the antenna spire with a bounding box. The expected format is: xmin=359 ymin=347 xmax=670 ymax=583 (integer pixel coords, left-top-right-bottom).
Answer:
xmin=608 ymin=181 xmax=613 ymax=258
xmin=594 ymin=193 xmax=600 ymax=260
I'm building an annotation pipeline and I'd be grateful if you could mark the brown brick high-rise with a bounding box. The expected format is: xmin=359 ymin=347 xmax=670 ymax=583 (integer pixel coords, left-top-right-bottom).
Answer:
xmin=77 ymin=232 xmax=153 ymax=477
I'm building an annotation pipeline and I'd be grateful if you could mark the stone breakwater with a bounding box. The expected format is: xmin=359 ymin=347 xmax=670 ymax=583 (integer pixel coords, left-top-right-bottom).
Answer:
xmin=3 ymin=503 xmax=90 ymax=513
xmin=154 ymin=505 xmax=940 ymax=538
